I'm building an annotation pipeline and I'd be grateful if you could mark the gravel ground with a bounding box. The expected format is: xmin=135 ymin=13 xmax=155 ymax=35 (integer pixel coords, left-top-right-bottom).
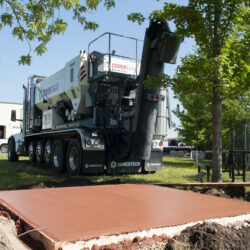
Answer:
xmin=139 ymin=242 xmax=166 ymax=250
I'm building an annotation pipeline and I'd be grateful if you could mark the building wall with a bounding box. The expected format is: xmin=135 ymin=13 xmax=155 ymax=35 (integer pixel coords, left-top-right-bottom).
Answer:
xmin=0 ymin=102 xmax=22 ymax=142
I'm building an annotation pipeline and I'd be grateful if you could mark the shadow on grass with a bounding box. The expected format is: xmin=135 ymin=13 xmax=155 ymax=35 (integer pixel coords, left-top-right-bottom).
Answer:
xmin=0 ymin=159 xmax=69 ymax=190
xmin=184 ymin=175 xmax=200 ymax=183
xmin=110 ymin=174 xmax=198 ymax=184
xmin=0 ymin=159 xmax=54 ymax=175
xmin=164 ymin=157 xmax=196 ymax=169
xmin=0 ymin=156 xmax=202 ymax=190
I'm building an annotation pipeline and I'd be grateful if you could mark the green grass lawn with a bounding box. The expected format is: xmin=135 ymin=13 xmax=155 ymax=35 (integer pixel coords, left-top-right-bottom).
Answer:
xmin=0 ymin=153 xmax=249 ymax=190
xmin=0 ymin=154 xmax=66 ymax=189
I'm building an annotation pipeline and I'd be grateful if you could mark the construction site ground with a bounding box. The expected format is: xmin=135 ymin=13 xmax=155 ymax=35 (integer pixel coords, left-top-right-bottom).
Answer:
xmin=0 ymin=181 xmax=249 ymax=250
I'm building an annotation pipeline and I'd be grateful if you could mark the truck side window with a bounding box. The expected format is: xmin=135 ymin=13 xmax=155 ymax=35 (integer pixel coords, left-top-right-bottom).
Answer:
xmin=70 ymin=68 xmax=74 ymax=82
xmin=0 ymin=126 xmax=5 ymax=139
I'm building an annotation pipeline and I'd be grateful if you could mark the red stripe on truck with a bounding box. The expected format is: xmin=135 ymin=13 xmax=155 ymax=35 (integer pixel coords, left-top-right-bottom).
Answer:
xmin=80 ymin=74 xmax=87 ymax=81
xmin=80 ymin=70 xmax=86 ymax=76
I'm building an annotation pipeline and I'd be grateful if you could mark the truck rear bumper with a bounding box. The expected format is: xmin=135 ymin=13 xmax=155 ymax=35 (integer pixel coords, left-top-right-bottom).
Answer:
xmin=144 ymin=150 xmax=163 ymax=171
xmin=106 ymin=150 xmax=163 ymax=174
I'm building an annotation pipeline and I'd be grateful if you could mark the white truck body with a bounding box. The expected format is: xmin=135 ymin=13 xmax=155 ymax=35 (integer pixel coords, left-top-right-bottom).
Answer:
xmin=35 ymin=52 xmax=90 ymax=117
xmin=0 ymin=102 xmax=22 ymax=152
xmin=35 ymin=52 xmax=140 ymax=129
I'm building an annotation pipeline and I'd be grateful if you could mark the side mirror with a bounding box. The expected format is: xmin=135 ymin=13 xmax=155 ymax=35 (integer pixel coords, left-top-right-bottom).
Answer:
xmin=11 ymin=110 xmax=16 ymax=122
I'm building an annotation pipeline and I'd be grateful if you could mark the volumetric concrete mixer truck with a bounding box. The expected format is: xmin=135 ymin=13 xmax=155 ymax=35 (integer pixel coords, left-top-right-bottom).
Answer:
xmin=8 ymin=21 xmax=181 ymax=175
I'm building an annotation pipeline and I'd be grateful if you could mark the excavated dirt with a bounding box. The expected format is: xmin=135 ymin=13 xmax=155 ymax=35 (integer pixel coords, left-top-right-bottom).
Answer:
xmin=165 ymin=222 xmax=250 ymax=250
xmin=0 ymin=206 xmax=45 ymax=249
xmin=77 ymin=221 xmax=250 ymax=250
xmin=0 ymin=205 xmax=23 ymax=235
xmin=190 ymin=186 xmax=250 ymax=202
xmin=0 ymin=216 xmax=27 ymax=250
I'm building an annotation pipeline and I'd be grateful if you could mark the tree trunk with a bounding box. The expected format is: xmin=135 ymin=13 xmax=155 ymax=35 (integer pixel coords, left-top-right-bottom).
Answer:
xmin=212 ymin=89 xmax=222 ymax=182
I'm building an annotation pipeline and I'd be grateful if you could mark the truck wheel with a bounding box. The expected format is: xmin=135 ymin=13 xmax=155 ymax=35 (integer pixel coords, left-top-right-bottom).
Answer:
xmin=44 ymin=140 xmax=51 ymax=165
xmin=51 ymin=140 xmax=65 ymax=173
xmin=66 ymin=139 xmax=82 ymax=176
xmin=8 ymin=137 xmax=18 ymax=162
xmin=28 ymin=141 xmax=36 ymax=162
xmin=36 ymin=141 xmax=44 ymax=164
xmin=0 ymin=144 xmax=8 ymax=153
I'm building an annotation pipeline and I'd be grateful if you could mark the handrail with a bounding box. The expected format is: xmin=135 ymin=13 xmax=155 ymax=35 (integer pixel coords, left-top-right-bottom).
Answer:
xmin=88 ymin=32 xmax=143 ymax=80
xmin=229 ymin=150 xmax=250 ymax=154
xmin=88 ymin=32 xmax=143 ymax=54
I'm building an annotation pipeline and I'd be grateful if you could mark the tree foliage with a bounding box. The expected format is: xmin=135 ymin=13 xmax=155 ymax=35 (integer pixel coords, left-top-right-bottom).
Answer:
xmin=222 ymin=89 xmax=250 ymax=146
xmin=0 ymin=0 xmax=115 ymax=64
xmin=173 ymin=92 xmax=212 ymax=150
xmin=129 ymin=1 xmax=249 ymax=182
xmin=174 ymin=86 xmax=250 ymax=151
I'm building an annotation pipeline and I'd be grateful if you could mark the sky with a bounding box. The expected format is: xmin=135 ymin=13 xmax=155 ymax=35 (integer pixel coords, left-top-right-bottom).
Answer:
xmin=0 ymin=0 xmax=194 ymax=137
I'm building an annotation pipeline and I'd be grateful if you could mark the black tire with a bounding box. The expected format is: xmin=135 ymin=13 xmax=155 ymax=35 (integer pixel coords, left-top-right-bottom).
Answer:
xmin=0 ymin=144 xmax=8 ymax=153
xmin=66 ymin=139 xmax=82 ymax=176
xmin=36 ymin=140 xmax=44 ymax=164
xmin=8 ymin=137 xmax=18 ymax=162
xmin=44 ymin=140 xmax=52 ymax=165
xmin=51 ymin=140 xmax=65 ymax=174
xmin=28 ymin=141 xmax=36 ymax=162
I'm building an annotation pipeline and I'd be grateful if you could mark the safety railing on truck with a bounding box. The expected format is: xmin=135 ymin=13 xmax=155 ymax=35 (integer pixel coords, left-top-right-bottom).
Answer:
xmin=88 ymin=32 xmax=143 ymax=80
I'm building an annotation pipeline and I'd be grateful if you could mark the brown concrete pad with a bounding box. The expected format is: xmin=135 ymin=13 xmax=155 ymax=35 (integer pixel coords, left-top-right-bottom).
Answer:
xmin=0 ymin=184 xmax=249 ymax=244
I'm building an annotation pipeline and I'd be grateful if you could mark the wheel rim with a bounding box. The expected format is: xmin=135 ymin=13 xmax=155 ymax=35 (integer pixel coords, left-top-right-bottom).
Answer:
xmin=53 ymin=146 xmax=60 ymax=168
xmin=28 ymin=144 xmax=34 ymax=160
xmin=36 ymin=144 xmax=42 ymax=160
xmin=1 ymin=145 xmax=8 ymax=153
xmin=69 ymin=147 xmax=79 ymax=172
xmin=44 ymin=143 xmax=51 ymax=163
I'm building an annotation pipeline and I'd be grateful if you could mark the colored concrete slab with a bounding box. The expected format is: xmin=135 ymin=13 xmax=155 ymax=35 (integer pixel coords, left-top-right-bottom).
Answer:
xmin=0 ymin=184 xmax=249 ymax=245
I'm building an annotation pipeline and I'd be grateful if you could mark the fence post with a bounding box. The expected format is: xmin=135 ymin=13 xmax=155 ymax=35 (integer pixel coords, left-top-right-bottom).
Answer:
xmin=243 ymin=152 xmax=246 ymax=182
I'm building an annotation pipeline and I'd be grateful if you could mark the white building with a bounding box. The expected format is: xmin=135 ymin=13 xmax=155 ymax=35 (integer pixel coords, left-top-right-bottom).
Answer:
xmin=0 ymin=102 xmax=22 ymax=152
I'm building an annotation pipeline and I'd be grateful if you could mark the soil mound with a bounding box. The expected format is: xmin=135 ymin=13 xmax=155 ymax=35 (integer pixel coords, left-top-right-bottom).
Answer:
xmin=192 ymin=187 xmax=250 ymax=202
xmin=0 ymin=216 xmax=26 ymax=250
xmin=165 ymin=222 xmax=250 ymax=250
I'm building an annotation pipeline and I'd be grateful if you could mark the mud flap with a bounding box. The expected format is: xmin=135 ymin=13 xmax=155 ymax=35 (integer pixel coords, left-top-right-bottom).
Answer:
xmin=107 ymin=159 xmax=142 ymax=174
xmin=144 ymin=150 xmax=163 ymax=172
xmin=82 ymin=150 xmax=105 ymax=174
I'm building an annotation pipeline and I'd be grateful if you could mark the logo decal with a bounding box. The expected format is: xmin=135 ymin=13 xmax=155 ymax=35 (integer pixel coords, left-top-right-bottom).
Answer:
xmin=110 ymin=161 xmax=117 ymax=168
xmin=110 ymin=161 xmax=140 ymax=168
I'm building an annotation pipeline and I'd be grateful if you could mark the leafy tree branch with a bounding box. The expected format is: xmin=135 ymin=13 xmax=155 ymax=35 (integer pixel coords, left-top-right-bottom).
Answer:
xmin=0 ymin=0 xmax=115 ymax=65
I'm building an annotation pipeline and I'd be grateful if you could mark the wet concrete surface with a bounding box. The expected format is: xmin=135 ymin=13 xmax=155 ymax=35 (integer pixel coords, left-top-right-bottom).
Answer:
xmin=0 ymin=184 xmax=249 ymax=245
